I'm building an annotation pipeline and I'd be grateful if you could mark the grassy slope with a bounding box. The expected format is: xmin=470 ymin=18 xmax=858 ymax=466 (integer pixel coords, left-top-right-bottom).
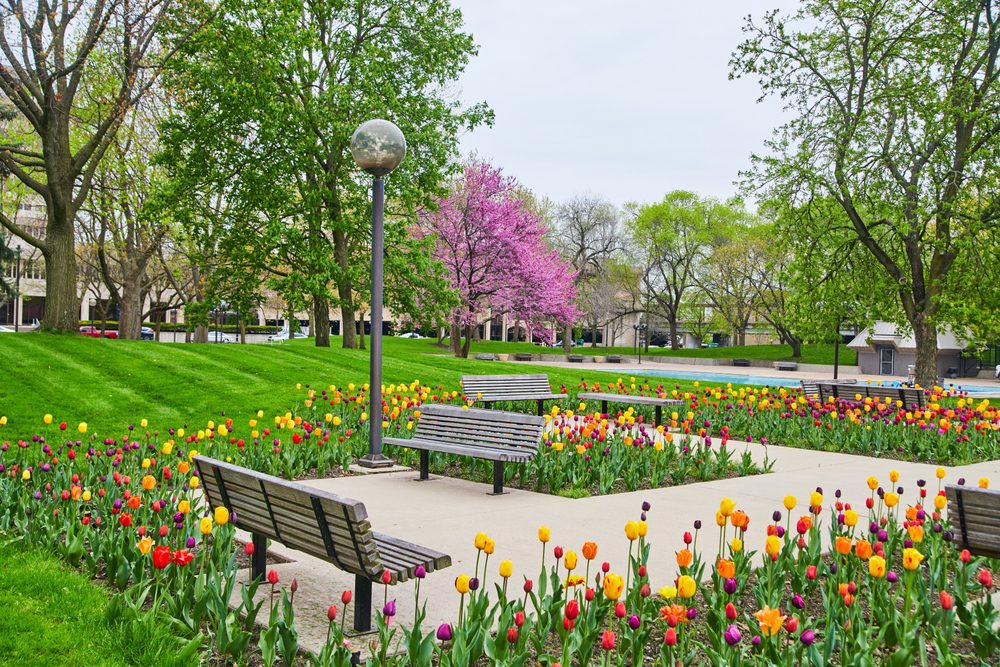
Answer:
xmin=0 ymin=539 xmax=175 ymax=667
xmin=454 ymin=340 xmax=857 ymax=366
xmin=0 ymin=333 xmax=702 ymax=435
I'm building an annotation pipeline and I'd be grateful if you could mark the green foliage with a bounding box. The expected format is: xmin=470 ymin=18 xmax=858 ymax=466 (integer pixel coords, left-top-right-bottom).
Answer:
xmin=158 ymin=0 xmax=490 ymax=346
xmin=733 ymin=0 xmax=1000 ymax=384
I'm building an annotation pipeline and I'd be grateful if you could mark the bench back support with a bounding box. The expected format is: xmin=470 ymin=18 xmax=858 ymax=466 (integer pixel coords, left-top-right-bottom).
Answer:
xmin=816 ymin=382 xmax=924 ymax=408
xmin=194 ymin=456 xmax=382 ymax=579
xmin=946 ymin=485 xmax=1000 ymax=559
xmin=800 ymin=378 xmax=857 ymax=398
xmin=415 ymin=404 xmax=544 ymax=458
xmin=462 ymin=374 xmax=555 ymax=401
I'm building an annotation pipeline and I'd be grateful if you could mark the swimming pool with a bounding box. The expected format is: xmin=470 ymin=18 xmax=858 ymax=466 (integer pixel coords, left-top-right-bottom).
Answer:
xmin=637 ymin=368 xmax=999 ymax=395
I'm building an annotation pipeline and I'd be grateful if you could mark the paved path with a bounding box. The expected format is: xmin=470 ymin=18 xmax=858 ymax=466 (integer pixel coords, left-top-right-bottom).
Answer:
xmin=232 ymin=440 xmax=1000 ymax=655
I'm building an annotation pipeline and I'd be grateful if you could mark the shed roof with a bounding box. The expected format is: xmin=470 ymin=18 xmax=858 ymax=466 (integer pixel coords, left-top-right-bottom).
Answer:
xmin=847 ymin=321 xmax=966 ymax=352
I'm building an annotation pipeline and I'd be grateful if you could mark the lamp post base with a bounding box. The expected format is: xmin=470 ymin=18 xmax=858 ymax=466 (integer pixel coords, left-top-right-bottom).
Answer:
xmin=358 ymin=454 xmax=395 ymax=469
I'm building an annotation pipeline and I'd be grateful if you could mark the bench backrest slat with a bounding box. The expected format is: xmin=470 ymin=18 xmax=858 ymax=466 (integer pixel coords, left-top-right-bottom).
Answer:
xmin=945 ymin=485 xmax=1000 ymax=558
xmin=816 ymin=382 xmax=924 ymax=408
xmin=195 ymin=455 xmax=381 ymax=578
xmin=414 ymin=404 xmax=544 ymax=452
xmin=462 ymin=374 xmax=555 ymax=400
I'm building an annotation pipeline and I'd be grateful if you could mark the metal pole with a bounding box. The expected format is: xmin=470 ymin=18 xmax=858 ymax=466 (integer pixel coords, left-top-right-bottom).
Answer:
xmin=14 ymin=247 xmax=20 ymax=333
xmin=361 ymin=175 xmax=391 ymax=468
xmin=833 ymin=337 xmax=840 ymax=380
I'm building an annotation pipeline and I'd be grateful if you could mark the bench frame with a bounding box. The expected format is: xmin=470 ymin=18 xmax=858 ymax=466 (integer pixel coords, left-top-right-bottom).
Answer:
xmin=193 ymin=456 xmax=450 ymax=632
xmin=816 ymin=382 xmax=926 ymax=409
xmin=385 ymin=404 xmax=544 ymax=495
xmin=946 ymin=484 xmax=1000 ymax=559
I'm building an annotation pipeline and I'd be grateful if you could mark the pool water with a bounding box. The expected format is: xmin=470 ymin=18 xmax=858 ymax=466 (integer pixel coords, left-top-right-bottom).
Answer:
xmin=637 ymin=368 xmax=998 ymax=395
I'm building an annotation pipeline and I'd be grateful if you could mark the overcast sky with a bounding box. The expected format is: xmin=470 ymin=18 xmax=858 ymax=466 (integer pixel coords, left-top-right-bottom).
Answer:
xmin=452 ymin=0 xmax=800 ymax=208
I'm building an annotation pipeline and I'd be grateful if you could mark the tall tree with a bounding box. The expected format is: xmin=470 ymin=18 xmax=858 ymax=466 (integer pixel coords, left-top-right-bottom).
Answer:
xmin=733 ymin=0 xmax=1000 ymax=387
xmin=552 ymin=195 xmax=620 ymax=352
xmin=159 ymin=0 xmax=488 ymax=348
xmin=419 ymin=162 xmax=577 ymax=358
xmin=0 ymin=0 xmax=204 ymax=331
xmin=630 ymin=192 xmax=729 ymax=349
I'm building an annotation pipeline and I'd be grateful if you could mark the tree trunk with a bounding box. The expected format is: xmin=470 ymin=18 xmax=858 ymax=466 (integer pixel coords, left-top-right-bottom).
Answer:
xmin=591 ymin=322 xmax=598 ymax=347
xmin=313 ymin=295 xmax=331 ymax=348
xmin=333 ymin=230 xmax=357 ymax=349
xmin=460 ymin=324 xmax=472 ymax=358
xmin=193 ymin=324 xmax=208 ymax=344
xmin=912 ymin=318 xmax=938 ymax=389
xmin=451 ymin=320 xmax=461 ymax=356
xmin=789 ymin=336 xmax=802 ymax=359
xmin=562 ymin=323 xmax=572 ymax=353
xmin=239 ymin=319 xmax=247 ymax=344
xmin=118 ymin=276 xmax=144 ymax=340
xmin=667 ymin=316 xmax=678 ymax=350
xmin=42 ymin=218 xmax=79 ymax=331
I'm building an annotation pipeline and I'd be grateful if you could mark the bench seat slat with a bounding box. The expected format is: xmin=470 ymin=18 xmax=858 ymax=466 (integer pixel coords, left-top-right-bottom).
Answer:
xmin=384 ymin=437 xmax=536 ymax=461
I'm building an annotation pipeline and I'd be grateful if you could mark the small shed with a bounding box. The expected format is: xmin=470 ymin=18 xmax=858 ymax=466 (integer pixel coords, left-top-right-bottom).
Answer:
xmin=848 ymin=322 xmax=976 ymax=377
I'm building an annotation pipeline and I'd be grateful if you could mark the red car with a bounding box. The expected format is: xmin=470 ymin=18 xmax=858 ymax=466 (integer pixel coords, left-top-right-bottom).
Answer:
xmin=79 ymin=326 xmax=118 ymax=339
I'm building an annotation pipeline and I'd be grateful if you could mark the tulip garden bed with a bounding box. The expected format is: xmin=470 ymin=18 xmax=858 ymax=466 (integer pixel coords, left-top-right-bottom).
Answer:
xmin=0 ymin=397 xmax=998 ymax=666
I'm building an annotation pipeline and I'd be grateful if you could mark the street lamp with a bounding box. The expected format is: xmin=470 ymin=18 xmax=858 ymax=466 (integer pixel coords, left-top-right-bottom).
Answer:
xmin=13 ymin=246 xmax=20 ymax=333
xmin=351 ymin=119 xmax=406 ymax=469
xmin=633 ymin=319 xmax=647 ymax=365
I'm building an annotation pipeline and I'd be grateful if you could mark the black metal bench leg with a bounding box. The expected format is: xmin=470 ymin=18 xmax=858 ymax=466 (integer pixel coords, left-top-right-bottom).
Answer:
xmin=251 ymin=532 xmax=267 ymax=582
xmin=419 ymin=450 xmax=429 ymax=480
xmin=537 ymin=400 xmax=544 ymax=416
xmin=601 ymin=399 xmax=608 ymax=416
xmin=354 ymin=574 xmax=373 ymax=633
xmin=655 ymin=405 xmax=662 ymax=425
xmin=490 ymin=461 xmax=505 ymax=495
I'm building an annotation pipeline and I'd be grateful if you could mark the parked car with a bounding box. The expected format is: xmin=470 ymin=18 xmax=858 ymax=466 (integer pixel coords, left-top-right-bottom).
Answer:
xmin=207 ymin=331 xmax=235 ymax=343
xmin=398 ymin=332 xmax=422 ymax=339
xmin=267 ymin=330 xmax=308 ymax=342
xmin=141 ymin=327 xmax=155 ymax=341
xmin=79 ymin=326 xmax=118 ymax=339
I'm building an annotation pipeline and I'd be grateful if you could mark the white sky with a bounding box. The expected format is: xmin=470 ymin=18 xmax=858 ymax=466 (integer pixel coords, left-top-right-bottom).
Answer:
xmin=453 ymin=0 xmax=799 ymax=208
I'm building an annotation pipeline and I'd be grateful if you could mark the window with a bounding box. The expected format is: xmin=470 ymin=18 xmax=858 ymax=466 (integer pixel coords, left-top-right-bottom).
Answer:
xmin=23 ymin=259 xmax=45 ymax=280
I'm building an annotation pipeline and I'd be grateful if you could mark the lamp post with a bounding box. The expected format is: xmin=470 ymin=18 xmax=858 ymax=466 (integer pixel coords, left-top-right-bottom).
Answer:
xmin=13 ymin=246 xmax=21 ymax=333
xmin=633 ymin=318 xmax=647 ymax=365
xmin=351 ymin=119 xmax=406 ymax=469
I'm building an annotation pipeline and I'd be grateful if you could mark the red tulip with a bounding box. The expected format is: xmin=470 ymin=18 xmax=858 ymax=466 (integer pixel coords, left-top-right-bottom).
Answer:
xmin=806 ymin=565 xmax=817 ymax=580
xmin=172 ymin=549 xmax=193 ymax=567
xmin=664 ymin=628 xmax=677 ymax=646
xmin=601 ymin=629 xmax=615 ymax=651
xmin=382 ymin=570 xmax=392 ymax=585
xmin=960 ymin=549 xmax=971 ymax=564
xmin=341 ymin=590 xmax=353 ymax=605
xmin=245 ymin=541 xmax=255 ymax=556
xmin=940 ymin=590 xmax=954 ymax=610
xmin=327 ymin=605 xmax=337 ymax=621
xmin=725 ymin=602 xmax=737 ymax=620
xmin=506 ymin=628 xmax=518 ymax=644
xmin=151 ymin=545 xmax=171 ymax=569
xmin=514 ymin=611 xmax=525 ymax=627
xmin=267 ymin=569 xmax=279 ymax=585
xmin=523 ymin=578 xmax=533 ymax=593
xmin=565 ymin=599 xmax=579 ymax=621
xmin=979 ymin=569 xmax=993 ymax=588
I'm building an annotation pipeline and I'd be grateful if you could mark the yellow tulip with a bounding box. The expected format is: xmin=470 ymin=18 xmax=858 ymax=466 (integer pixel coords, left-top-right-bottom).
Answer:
xmin=731 ymin=537 xmax=743 ymax=553
xmin=884 ymin=492 xmax=899 ymax=508
xmin=538 ymin=526 xmax=551 ymax=543
xmin=889 ymin=470 xmax=900 ymax=483
xmin=178 ymin=499 xmax=190 ymax=514
xmin=809 ymin=491 xmax=823 ymax=507
xmin=77 ymin=422 xmax=87 ymax=434
xmin=43 ymin=414 xmax=53 ymax=425
xmin=902 ymin=547 xmax=924 ymax=571
xmin=189 ymin=477 xmax=200 ymax=490
xmin=935 ymin=467 xmax=946 ymax=480
xmin=719 ymin=497 xmax=736 ymax=517
xmin=624 ymin=521 xmax=639 ymax=541
xmin=199 ymin=517 xmax=213 ymax=535
xmin=677 ymin=575 xmax=697 ymax=599
xmin=455 ymin=574 xmax=470 ymax=594
xmin=844 ymin=509 xmax=858 ymax=527
xmin=980 ymin=478 xmax=990 ymax=489
xmin=499 ymin=560 xmax=513 ymax=579
xmin=214 ymin=506 xmax=230 ymax=526
xmin=867 ymin=476 xmax=879 ymax=491
xmin=765 ymin=535 xmax=781 ymax=559
xmin=21 ymin=469 xmax=30 ymax=481
xmin=137 ymin=536 xmax=153 ymax=555
xmin=658 ymin=585 xmax=677 ymax=599
xmin=484 ymin=538 xmax=495 ymax=555
xmin=603 ymin=572 xmax=624 ymax=600
xmin=783 ymin=495 xmax=796 ymax=511
xmin=563 ymin=551 xmax=578 ymax=571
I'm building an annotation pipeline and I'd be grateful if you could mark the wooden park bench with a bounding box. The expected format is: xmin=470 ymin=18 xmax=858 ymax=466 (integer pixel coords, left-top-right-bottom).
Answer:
xmin=193 ymin=456 xmax=451 ymax=632
xmin=774 ymin=361 xmax=798 ymax=371
xmin=513 ymin=352 xmax=534 ymax=361
xmin=474 ymin=353 xmax=497 ymax=361
xmin=461 ymin=373 xmax=566 ymax=416
xmin=605 ymin=355 xmax=624 ymax=363
xmin=732 ymin=358 xmax=751 ymax=367
xmin=800 ymin=378 xmax=856 ymax=398
xmin=946 ymin=485 xmax=1000 ymax=559
xmin=576 ymin=391 xmax=685 ymax=426
xmin=383 ymin=404 xmax=544 ymax=495
xmin=816 ymin=382 xmax=926 ymax=409
xmin=567 ymin=354 xmax=585 ymax=363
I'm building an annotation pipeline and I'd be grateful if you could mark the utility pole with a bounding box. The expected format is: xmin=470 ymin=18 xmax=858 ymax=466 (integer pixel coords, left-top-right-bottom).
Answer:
xmin=14 ymin=246 xmax=21 ymax=333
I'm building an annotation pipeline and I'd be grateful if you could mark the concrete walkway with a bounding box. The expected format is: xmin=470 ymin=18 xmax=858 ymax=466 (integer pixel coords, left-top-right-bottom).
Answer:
xmin=231 ymin=440 xmax=1000 ymax=655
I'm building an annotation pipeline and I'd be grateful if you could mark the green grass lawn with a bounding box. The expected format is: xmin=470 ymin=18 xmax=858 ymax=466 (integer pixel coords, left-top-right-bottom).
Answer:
xmin=0 ymin=333 xmax=707 ymax=436
xmin=0 ymin=538 xmax=179 ymax=666
xmin=450 ymin=339 xmax=856 ymax=365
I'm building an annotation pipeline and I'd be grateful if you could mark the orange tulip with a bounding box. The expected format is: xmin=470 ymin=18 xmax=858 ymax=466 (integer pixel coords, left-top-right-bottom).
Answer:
xmin=854 ymin=540 xmax=873 ymax=560
xmin=676 ymin=549 xmax=693 ymax=568
xmin=717 ymin=558 xmax=736 ymax=579
xmin=834 ymin=536 xmax=852 ymax=556
xmin=755 ymin=606 xmax=786 ymax=636
xmin=582 ymin=541 xmax=598 ymax=561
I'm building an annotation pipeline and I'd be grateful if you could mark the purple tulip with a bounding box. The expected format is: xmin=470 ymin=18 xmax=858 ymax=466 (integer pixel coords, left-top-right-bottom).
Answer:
xmin=642 ymin=500 xmax=651 ymax=512
xmin=628 ymin=614 xmax=640 ymax=629
xmin=436 ymin=623 xmax=452 ymax=641
xmin=752 ymin=635 xmax=762 ymax=646
xmin=415 ymin=565 xmax=426 ymax=579
xmin=469 ymin=577 xmax=479 ymax=591
xmin=800 ymin=629 xmax=815 ymax=646
xmin=382 ymin=600 xmax=396 ymax=618
xmin=792 ymin=593 xmax=805 ymax=609
xmin=772 ymin=510 xmax=782 ymax=523
xmin=723 ymin=578 xmax=738 ymax=594
xmin=694 ymin=520 xmax=702 ymax=530
xmin=186 ymin=536 xmax=196 ymax=549
xmin=776 ymin=526 xmax=785 ymax=538
xmin=877 ymin=529 xmax=888 ymax=543
xmin=686 ymin=607 xmax=698 ymax=620
xmin=887 ymin=571 xmax=898 ymax=583
xmin=724 ymin=624 xmax=741 ymax=645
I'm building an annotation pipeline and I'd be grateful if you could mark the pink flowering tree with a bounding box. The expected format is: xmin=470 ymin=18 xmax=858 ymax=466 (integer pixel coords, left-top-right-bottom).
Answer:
xmin=418 ymin=162 xmax=579 ymax=357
